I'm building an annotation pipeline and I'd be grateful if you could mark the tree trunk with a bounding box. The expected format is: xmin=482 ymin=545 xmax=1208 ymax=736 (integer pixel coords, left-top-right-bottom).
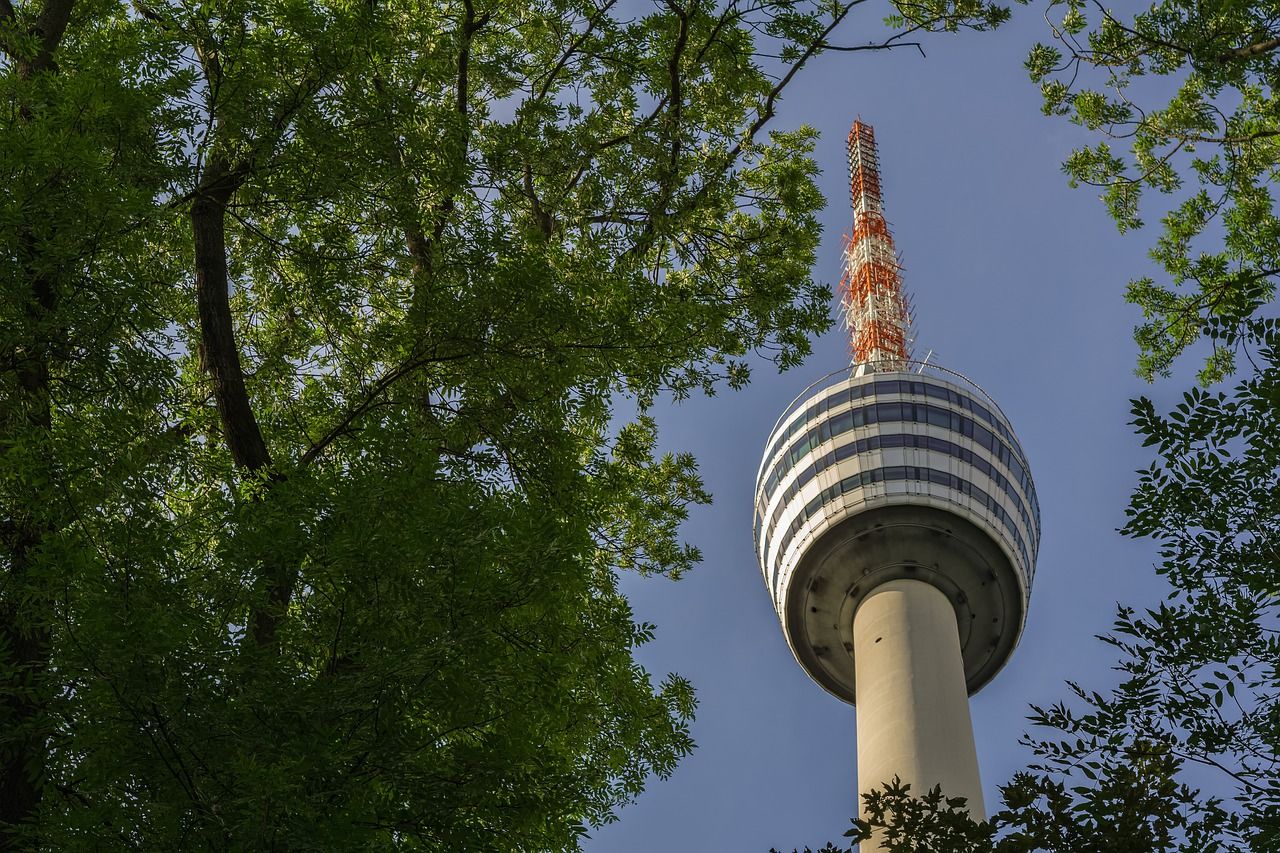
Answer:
xmin=190 ymin=156 xmax=295 ymax=647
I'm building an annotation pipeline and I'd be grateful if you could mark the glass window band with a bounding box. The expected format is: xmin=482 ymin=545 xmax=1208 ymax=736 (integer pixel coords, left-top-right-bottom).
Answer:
xmin=763 ymin=379 xmax=1031 ymax=481
xmin=759 ymin=398 xmax=1039 ymax=530
xmin=765 ymin=464 xmax=1034 ymax=600
xmin=757 ymin=430 xmax=1038 ymax=563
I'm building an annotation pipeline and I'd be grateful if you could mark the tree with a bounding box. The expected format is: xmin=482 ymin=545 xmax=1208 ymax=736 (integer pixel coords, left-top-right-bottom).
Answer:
xmin=0 ymin=0 xmax=1010 ymax=848
xmin=1025 ymin=0 xmax=1280 ymax=384
xmin=779 ymin=0 xmax=1280 ymax=847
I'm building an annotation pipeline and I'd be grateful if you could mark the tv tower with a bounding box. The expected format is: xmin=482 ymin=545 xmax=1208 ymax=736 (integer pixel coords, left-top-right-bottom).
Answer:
xmin=753 ymin=120 xmax=1040 ymax=845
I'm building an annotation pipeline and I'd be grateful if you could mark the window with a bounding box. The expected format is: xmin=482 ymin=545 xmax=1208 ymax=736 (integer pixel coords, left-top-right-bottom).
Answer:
xmin=876 ymin=402 xmax=903 ymax=422
xmin=830 ymin=409 xmax=853 ymax=436
xmin=926 ymin=406 xmax=951 ymax=428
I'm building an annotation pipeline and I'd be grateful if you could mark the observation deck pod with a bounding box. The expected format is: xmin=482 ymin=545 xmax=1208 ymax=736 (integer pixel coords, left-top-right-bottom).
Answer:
xmin=754 ymin=361 xmax=1040 ymax=703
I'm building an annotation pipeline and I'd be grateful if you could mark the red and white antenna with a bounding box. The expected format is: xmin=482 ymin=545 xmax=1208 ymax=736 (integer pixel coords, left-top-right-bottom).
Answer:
xmin=841 ymin=120 xmax=913 ymax=370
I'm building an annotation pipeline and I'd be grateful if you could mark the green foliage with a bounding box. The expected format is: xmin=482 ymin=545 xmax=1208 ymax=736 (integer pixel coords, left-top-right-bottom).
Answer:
xmin=1004 ymin=0 xmax=1280 ymax=842
xmin=1025 ymin=0 xmax=1280 ymax=381
xmin=1 ymin=0 xmax=1014 ymax=848
xmin=801 ymin=723 xmax=1242 ymax=850
xmin=847 ymin=779 xmax=993 ymax=852
xmin=1030 ymin=316 xmax=1280 ymax=848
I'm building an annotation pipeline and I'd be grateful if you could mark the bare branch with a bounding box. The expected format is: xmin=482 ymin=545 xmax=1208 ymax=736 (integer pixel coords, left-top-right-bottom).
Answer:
xmin=1220 ymin=35 xmax=1280 ymax=61
xmin=821 ymin=40 xmax=926 ymax=57
xmin=731 ymin=1 xmax=864 ymax=165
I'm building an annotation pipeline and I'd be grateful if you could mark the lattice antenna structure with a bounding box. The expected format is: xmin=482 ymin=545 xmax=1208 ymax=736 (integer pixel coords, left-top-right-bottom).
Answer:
xmin=841 ymin=120 xmax=913 ymax=370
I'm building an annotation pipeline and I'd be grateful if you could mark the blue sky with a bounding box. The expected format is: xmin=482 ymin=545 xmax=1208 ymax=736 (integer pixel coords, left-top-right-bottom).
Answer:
xmin=584 ymin=5 xmax=1196 ymax=851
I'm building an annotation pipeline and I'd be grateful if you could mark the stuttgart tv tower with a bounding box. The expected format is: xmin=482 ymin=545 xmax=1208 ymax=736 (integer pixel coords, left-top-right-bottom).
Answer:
xmin=753 ymin=120 xmax=1040 ymax=843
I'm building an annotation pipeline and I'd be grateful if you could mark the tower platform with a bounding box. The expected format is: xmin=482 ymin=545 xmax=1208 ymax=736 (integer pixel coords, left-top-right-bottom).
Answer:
xmin=753 ymin=361 xmax=1040 ymax=703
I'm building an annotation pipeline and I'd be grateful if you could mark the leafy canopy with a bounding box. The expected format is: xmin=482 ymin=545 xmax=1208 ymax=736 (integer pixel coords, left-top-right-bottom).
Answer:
xmin=1 ymin=0 xmax=1009 ymax=849
xmin=1026 ymin=0 xmax=1280 ymax=382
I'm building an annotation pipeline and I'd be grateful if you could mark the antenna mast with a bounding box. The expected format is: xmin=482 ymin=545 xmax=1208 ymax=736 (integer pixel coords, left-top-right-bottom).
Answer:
xmin=841 ymin=120 xmax=913 ymax=370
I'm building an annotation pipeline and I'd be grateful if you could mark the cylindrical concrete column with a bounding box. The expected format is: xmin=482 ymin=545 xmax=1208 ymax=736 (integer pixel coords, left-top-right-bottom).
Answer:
xmin=853 ymin=578 xmax=984 ymax=842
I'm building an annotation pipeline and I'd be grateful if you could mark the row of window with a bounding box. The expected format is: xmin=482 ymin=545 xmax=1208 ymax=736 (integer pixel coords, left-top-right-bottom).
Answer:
xmin=764 ymin=378 xmax=1028 ymax=478
xmin=764 ymin=465 xmax=1034 ymax=600
xmin=760 ymin=398 xmax=1037 ymax=513
xmin=757 ymin=431 xmax=1039 ymax=564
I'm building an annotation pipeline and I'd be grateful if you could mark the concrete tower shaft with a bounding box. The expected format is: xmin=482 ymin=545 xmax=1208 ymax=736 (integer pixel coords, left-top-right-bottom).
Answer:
xmin=855 ymin=579 xmax=985 ymax=816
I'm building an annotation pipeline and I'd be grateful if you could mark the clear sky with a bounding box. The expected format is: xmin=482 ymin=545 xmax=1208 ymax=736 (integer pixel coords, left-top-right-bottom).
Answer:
xmin=585 ymin=5 xmax=1190 ymax=851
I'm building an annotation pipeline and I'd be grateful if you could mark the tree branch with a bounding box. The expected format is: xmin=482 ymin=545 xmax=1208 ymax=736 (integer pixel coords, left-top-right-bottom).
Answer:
xmin=621 ymin=1 xmax=864 ymax=261
xmin=0 ymin=0 xmax=77 ymax=824
xmin=664 ymin=0 xmax=690 ymax=170
xmin=188 ymin=46 xmax=340 ymax=647
xmin=297 ymin=348 xmax=473 ymax=469
xmin=403 ymin=0 xmax=489 ymax=314
xmin=821 ymin=39 xmax=925 ymax=57
xmin=736 ymin=1 xmax=863 ymax=156
xmin=192 ymin=155 xmax=272 ymax=475
xmin=1219 ymin=35 xmax=1280 ymax=61
xmin=30 ymin=0 xmax=73 ymax=69
xmin=532 ymin=0 xmax=617 ymax=103
xmin=2 ymin=0 xmax=75 ymax=73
